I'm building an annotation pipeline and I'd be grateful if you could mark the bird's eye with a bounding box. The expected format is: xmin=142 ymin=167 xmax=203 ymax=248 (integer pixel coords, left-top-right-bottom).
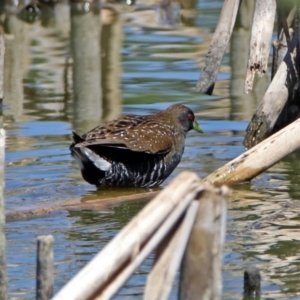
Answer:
xmin=188 ymin=113 xmax=194 ymax=121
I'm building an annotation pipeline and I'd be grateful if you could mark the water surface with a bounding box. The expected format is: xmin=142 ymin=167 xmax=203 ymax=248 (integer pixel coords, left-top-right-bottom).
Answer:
xmin=3 ymin=1 xmax=300 ymax=299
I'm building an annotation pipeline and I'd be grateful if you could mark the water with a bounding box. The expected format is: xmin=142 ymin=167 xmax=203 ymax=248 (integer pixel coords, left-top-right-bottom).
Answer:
xmin=3 ymin=0 xmax=300 ymax=299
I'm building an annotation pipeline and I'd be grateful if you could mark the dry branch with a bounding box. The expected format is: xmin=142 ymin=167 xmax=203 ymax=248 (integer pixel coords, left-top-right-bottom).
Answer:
xmin=196 ymin=0 xmax=240 ymax=94
xmin=272 ymin=6 xmax=296 ymax=78
xmin=51 ymin=172 xmax=204 ymax=300
xmin=144 ymin=201 xmax=199 ymax=300
xmin=244 ymin=0 xmax=276 ymax=93
xmin=205 ymin=117 xmax=300 ymax=186
xmin=243 ymin=32 xmax=299 ymax=148
xmin=94 ymin=192 xmax=198 ymax=299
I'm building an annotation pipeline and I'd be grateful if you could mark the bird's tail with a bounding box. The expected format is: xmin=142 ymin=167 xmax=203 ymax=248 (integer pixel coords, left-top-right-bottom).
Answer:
xmin=69 ymin=131 xmax=105 ymax=185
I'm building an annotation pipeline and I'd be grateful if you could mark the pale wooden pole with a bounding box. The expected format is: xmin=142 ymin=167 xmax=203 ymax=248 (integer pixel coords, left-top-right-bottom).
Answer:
xmin=144 ymin=201 xmax=200 ymax=300
xmin=180 ymin=190 xmax=227 ymax=300
xmin=244 ymin=0 xmax=277 ymax=93
xmin=0 ymin=26 xmax=7 ymax=300
xmin=36 ymin=235 xmax=54 ymax=300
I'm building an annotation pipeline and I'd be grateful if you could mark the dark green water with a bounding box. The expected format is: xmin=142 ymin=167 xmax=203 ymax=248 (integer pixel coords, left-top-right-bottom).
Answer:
xmin=3 ymin=0 xmax=300 ymax=299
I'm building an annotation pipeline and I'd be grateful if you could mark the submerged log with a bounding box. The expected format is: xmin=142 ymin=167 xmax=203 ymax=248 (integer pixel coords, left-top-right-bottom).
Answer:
xmin=196 ymin=0 xmax=240 ymax=94
xmin=244 ymin=0 xmax=276 ymax=93
xmin=52 ymin=173 xmax=227 ymax=300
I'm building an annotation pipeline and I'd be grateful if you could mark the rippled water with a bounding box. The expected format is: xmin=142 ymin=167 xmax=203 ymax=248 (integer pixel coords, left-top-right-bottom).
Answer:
xmin=3 ymin=0 xmax=300 ymax=299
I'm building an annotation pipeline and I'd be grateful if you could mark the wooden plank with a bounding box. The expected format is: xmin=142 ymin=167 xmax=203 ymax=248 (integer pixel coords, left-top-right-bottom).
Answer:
xmin=180 ymin=190 xmax=227 ymax=300
xmin=205 ymin=117 xmax=300 ymax=186
xmin=196 ymin=0 xmax=240 ymax=94
xmin=244 ymin=0 xmax=276 ymax=93
xmin=144 ymin=201 xmax=199 ymax=300
xmin=51 ymin=172 xmax=203 ymax=300
xmin=36 ymin=235 xmax=54 ymax=300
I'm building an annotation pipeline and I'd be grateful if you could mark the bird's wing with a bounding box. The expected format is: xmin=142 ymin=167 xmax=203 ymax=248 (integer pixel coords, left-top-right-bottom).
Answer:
xmin=74 ymin=117 xmax=175 ymax=155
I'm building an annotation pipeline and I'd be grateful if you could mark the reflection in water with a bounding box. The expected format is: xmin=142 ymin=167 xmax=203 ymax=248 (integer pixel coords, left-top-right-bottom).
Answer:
xmin=2 ymin=1 xmax=300 ymax=299
xmin=3 ymin=12 xmax=29 ymax=123
xmin=101 ymin=8 xmax=122 ymax=121
xmin=71 ymin=8 xmax=103 ymax=132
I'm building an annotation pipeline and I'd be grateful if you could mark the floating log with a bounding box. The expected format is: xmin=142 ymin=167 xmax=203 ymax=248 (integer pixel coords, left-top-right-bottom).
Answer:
xmin=36 ymin=235 xmax=54 ymax=300
xmin=196 ymin=0 xmax=240 ymax=94
xmin=179 ymin=189 xmax=227 ymax=300
xmin=205 ymin=117 xmax=300 ymax=186
xmin=244 ymin=0 xmax=276 ymax=93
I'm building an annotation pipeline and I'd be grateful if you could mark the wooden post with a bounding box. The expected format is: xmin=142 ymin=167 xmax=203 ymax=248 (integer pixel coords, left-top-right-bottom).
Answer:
xmin=180 ymin=190 xmax=227 ymax=300
xmin=0 ymin=25 xmax=7 ymax=300
xmin=244 ymin=0 xmax=276 ymax=93
xmin=36 ymin=235 xmax=54 ymax=300
xmin=243 ymin=267 xmax=261 ymax=299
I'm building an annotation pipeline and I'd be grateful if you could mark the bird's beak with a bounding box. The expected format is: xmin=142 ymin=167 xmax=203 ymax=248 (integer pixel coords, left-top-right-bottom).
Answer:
xmin=193 ymin=120 xmax=203 ymax=133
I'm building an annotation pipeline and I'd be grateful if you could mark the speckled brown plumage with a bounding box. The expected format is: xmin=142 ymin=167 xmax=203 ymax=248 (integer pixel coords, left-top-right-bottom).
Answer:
xmin=70 ymin=104 xmax=202 ymax=187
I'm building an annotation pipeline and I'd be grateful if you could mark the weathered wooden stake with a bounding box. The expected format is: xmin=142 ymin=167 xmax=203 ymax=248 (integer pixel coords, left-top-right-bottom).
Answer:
xmin=243 ymin=267 xmax=261 ymax=299
xmin=0 ymin=25 xmax=7 ymax=300
xmin=180 ymin=190 xmax=227 ymax=300
xmin=244 ymin=0 xmax=276 ymax=93
xmin=144 ymin=201 xmax=200 ymax=300
xmin=36 ymin=235 xmax=54 ymax=300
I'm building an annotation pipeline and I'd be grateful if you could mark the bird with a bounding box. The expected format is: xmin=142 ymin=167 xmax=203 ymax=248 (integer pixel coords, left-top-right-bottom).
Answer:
xmin=70 ymin=104 xmax=202 ymax=188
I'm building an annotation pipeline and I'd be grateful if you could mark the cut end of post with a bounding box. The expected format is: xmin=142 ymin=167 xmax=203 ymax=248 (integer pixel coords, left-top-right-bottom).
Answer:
xmin=244 ymin=267 xmax=261 ymax=298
